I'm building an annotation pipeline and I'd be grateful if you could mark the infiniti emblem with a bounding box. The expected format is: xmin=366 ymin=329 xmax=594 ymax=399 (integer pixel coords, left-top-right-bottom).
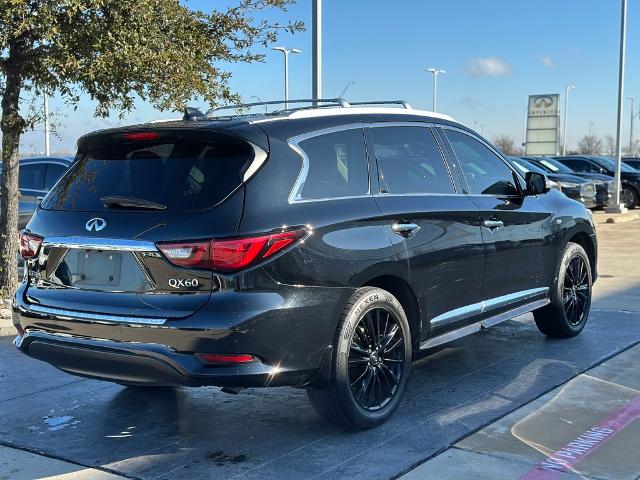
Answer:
xmin=86 ymin=218 xmax=106 ymax=232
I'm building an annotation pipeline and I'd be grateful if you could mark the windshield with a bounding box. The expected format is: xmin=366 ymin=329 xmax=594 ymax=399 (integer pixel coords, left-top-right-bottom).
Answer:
xmin=510 ymin=157 xmax=548 ymax=175
xmin=42 ymin=136 xmax=254 ymax=212
xmin=538 ymin=158 xmax=575 ymax=174
xmin=592 ymin=156 xmax=636 ymax=173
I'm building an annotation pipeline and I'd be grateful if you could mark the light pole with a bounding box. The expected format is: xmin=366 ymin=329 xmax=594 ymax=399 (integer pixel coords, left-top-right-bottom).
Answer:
xmin=43 ymin=92 xmax=50 ymax=156
xmin=562 ymin=84 xmax=575 ymax=155
xmin=272 ymin=46 xmax=301 ymax=109
xmin=426 ymin=68 xmax=446 ymax=112
xmin=312 ymin=0 xmax=322 ymax=100
xmin=340 ymin=81 xmax=355 ymax=98
xmin=627 ymin=96 xmax=635 ymax=155
xmin=607 ymin=0 xmax=628 ymax=213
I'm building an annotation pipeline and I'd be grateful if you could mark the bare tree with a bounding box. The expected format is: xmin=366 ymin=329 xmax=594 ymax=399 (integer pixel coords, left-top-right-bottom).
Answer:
xmin=624 ymin=139 xmax=640 ymax=157
xmin=605 ymin=135 xmax=617 ymax=157
xmin=577 ymin=135 xmax=603 ymax=155
xmin=492 ymin=135 xmax=518 ymax=156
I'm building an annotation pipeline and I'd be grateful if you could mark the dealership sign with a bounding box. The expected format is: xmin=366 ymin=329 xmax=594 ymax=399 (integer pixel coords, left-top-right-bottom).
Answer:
xmin=525 ymin=94 xmax=560 ymax=156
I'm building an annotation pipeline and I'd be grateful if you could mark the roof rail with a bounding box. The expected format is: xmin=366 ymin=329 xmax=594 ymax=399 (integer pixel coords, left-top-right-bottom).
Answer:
xmin=183 ymin=107 xmax=206 ymax=121
xmin=348 ymin=100 xmax=412 ymax=109
xmin=207 ymin=98 xmax=350 ymax=116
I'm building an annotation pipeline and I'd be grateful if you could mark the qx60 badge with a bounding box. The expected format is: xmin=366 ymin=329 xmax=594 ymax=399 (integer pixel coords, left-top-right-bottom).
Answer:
xmin=85 ymin=218 xmax=106 ymax=232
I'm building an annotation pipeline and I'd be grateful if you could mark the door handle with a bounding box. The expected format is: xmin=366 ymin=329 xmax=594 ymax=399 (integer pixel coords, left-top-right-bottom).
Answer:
xmin=483 ymin=219 xmax=504 ymax=229
xmin=391 ymin=222 xmax=420 ymax=237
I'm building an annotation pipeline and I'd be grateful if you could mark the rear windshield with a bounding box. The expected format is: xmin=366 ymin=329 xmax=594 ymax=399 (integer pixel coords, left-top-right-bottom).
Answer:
xmin=42 ymin=136 xmax=254 ymax=211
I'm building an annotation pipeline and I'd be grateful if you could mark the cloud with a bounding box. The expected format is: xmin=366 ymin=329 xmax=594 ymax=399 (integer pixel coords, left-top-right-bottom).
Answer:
xmin=466 ymin=57 xmax=512 ymax=77
xmin=540 ymin=56 xmax=555 ymax=69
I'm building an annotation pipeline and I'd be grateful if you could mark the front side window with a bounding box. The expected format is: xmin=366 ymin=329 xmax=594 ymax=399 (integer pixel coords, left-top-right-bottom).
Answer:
xmin=370 ymin=126 xmax=454 ymax=194
xmin=295 ymin=128 xmax=369 ymax=200
xmin=445 ymin=130 xmax=519 ymax=196
xmin=561 ymin=159 xmax=597 ymax=173
xmin=19 ymin=164 xmax=46 ymax=191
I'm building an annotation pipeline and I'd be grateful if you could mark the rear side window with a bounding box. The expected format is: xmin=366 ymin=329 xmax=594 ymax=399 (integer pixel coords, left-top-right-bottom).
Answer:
xmin=445 ymin=130 xmax=519 ymax=196
xmin=294 ymin=128 xmax=369 ymax=200
xmin=370 ymin=126 xmax=453 ymax=194
xmin=42 ymin=136 xmax=254 ymax=211
xmin=19 ymin=164 xmax=46 ymax=191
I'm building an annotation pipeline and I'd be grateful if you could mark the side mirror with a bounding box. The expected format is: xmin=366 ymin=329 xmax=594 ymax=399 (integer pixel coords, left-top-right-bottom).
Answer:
xmin=525 ymin=172 xmax=549 ymax=195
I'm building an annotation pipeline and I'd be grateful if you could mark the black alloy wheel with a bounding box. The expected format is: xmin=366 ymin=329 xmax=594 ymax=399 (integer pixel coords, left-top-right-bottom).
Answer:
xmin=563 ymin=256 xmax=590 ymax=326
xmin=348 ymin=307 xmax=405 ymax=411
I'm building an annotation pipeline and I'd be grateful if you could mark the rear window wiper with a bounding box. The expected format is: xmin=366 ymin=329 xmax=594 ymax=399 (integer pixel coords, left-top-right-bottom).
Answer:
xmin=101 ymin=196 xmax=167 ymax=210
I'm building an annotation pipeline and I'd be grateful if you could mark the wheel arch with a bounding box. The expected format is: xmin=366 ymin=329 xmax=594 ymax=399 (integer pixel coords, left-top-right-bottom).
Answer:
xmin=360 ymin=275 xmax=422 ymax=349
xmin=567 ymin=231 xmax=597 ymax=280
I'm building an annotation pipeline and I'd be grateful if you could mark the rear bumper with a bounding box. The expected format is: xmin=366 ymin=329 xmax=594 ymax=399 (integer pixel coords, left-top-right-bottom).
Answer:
xmin=14 ymin=330 xmax=313 ymax=387
xmin=13 ymin=277 xmax=352 ymax=388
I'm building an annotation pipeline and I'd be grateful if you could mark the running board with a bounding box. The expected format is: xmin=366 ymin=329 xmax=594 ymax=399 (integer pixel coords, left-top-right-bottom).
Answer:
xmin=419 ymin=298 xmax=550 ymax=350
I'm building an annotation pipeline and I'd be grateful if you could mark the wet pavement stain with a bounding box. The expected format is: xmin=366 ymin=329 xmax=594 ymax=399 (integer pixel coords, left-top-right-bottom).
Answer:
xmin=206 ymin=450 xmax=247 ymax=466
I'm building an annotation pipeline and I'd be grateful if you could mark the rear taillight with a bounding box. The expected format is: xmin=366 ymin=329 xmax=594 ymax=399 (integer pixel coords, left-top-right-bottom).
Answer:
xmin=19 ymin=232 xmax=43 ymax=259
xmin=156 ymin=228 xmax=308 ymax=273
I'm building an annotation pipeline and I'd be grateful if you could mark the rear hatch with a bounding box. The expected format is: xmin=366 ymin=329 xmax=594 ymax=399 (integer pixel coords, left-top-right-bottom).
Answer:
xmin=23 ymin=126 xmax=267 ymax=320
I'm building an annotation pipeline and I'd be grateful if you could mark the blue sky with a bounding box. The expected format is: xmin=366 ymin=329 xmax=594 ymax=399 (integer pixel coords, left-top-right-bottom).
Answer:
xmin=23 ymin=0 xmax=640 ymax=154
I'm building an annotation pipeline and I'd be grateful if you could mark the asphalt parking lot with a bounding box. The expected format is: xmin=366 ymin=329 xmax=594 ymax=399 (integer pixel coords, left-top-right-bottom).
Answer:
xmin=1 ymin=216 xmax=639 ymax=480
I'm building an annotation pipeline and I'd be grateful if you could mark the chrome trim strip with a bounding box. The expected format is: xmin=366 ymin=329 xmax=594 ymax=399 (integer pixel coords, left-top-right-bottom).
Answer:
xmin=28 ymin=304 xmax=166 ymax=325
xmin=421 ymin=298 xmax=550 ymax=350
xmin=242 ymin=142 xmax=268 ymax=182
xmin=430 ymin=287 xmax=549 ymax=327
xmin=482 ymin=287 xmax=548 ymax=312
xmin=43 ymin=237 xmax=157 ymax=252
xmin=430 ymin=302 xmax=482 ymax=327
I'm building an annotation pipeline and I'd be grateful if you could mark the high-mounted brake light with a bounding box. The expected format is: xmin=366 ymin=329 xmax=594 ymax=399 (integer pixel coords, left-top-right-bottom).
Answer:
xmin=122 ymin=132 xmax=159 ymax=141
xmin=156 ymin=228 xmax=308 ymax=273
xmin=19 ymin=232 xmax=43 ymax=259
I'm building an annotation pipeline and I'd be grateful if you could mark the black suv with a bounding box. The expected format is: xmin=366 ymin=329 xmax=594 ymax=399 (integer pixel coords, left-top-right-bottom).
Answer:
xmin=553 ymin=155 xmax=640 ymax=209
xmin=14 ymin=100 xmax=597 ymax=429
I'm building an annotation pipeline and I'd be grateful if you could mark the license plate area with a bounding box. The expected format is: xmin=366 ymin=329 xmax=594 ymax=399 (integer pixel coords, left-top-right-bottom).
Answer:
xmin=75 ymin=250 xmax=122 ymax=287
xmin=45 ymin=248 xmax=153 ymax=292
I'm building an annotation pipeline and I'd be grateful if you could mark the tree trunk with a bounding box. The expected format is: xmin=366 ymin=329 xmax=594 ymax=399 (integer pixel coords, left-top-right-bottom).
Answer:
xmin=0 ymin=61 xmax=25 ymax=297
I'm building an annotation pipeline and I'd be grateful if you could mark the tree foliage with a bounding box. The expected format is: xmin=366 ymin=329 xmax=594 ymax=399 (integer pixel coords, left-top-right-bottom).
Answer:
xmin=0 ymin=0 xmax=303 ymax=295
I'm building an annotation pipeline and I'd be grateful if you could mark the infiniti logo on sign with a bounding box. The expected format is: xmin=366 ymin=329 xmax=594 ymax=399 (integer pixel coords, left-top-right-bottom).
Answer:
xmin=85 ymin=218 xmax=106 ymax=232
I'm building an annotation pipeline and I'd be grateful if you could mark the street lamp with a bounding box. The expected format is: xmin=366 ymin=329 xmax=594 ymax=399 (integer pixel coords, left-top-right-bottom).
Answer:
xmin=272 ymin=46 xmax=301 ymax=109
xmin=607 ymin=0 xmax=628 ymax=213
xmin=340 ymin=81 xmax=356 ymax=99
xmin=426 ymin=67 xmax=446 ymax=112
xmin=562 ymin=85 xmax=575 ymax=155
xmin=627 ymin=96 xmax=635 ymax=155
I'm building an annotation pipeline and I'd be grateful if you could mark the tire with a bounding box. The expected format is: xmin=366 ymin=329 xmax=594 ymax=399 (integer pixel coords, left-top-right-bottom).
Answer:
xmin=534 ymin=242 xmax=592 ymax=338
xmin=621 ymin=186 xmax=639 ymax=209
xmin=307 ymin=287 xmax=412 ymax=430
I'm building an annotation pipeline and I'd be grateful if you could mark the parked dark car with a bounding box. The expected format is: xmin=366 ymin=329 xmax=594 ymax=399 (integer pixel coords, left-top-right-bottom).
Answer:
xmin=553 ymin=155 xmax=640 ymax=209
xmin=623 ymin=157 xmax=640 ymax=171
xmin=0 ymin=156 xmax=73 ymax=229
xmin=509 ymin=157 xmax=598 ymax=208
xmin=14 ymin=100 xmax=597 ymax=429
xmin=525 ymin=157 xmax=614 ymax=208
